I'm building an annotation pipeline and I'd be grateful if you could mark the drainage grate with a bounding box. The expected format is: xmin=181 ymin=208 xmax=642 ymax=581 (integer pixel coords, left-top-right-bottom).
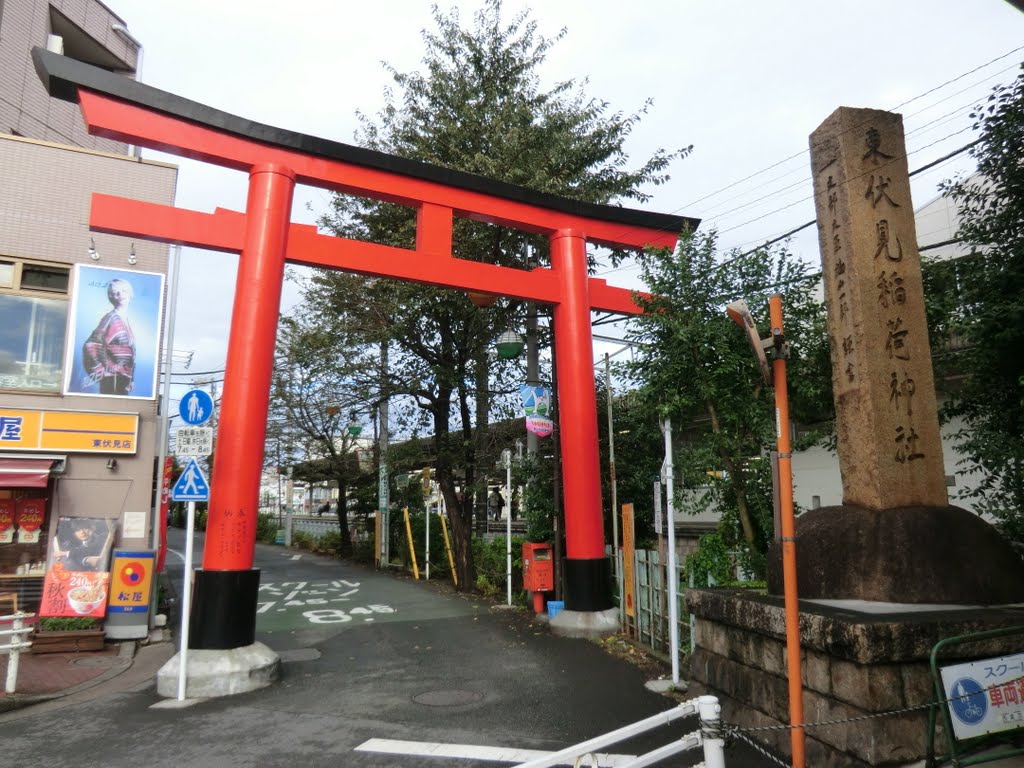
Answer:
xmin=412 ymin=689 xmax=484 ymax=707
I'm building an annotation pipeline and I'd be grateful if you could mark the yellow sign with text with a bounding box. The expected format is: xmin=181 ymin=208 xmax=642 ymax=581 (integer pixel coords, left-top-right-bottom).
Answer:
xmin=0 ymin=408 xmax=139 ymax=453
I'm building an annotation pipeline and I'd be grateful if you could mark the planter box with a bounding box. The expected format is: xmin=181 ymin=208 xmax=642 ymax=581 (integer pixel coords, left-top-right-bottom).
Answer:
xmin=30 ymin=629 xmax=105 ymax=654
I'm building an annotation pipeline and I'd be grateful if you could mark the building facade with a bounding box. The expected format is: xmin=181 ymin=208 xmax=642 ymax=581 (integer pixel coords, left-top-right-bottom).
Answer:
xmin=0 ymin=0 xmax=176 ymax=614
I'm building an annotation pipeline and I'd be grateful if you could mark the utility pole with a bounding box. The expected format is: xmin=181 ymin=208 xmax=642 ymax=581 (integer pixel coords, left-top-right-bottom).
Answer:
xmin=377 ymin=343 xmax=390 ymax=566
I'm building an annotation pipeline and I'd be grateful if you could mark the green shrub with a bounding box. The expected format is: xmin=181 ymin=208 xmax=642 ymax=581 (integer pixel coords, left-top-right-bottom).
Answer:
xmin=472 ymin=536 xmax=527 ymax=606
xmin=255 ymin=513 xmax=280 ymax=544
xmin=37 ymin=616 xmax=100 ymax=631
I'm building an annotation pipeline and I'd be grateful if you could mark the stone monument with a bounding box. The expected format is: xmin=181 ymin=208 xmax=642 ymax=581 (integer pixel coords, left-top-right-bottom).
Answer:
xmin=771 ymin=106 xmax=1024 ymax=604
xmin=686 ymin=107 xmax=1024 ymax=767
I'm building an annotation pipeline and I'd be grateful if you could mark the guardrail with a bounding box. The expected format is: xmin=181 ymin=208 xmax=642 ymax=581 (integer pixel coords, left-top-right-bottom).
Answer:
xmin=514 ymin=695 xmax=725 ymax=767
xmin=1 ymin=612 xmax=35 ymax=694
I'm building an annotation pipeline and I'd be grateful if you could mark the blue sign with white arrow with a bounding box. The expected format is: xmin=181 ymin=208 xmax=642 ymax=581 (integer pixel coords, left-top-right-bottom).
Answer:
xmin=172 ymin=457 xmax=210 ymax=502
xmin=179 ymin=388 xmax=214 ymax=426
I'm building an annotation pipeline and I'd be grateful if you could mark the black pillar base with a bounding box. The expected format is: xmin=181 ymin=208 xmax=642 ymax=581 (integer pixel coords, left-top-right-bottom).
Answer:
xmin=189 ymin=568 xmax=261 ymax=650
xmin=563 ymin=557 xmax=613 ymax=612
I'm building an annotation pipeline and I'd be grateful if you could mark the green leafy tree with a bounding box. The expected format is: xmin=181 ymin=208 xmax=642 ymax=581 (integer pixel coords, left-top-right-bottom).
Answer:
xmin=933 ymin=63 xmax=1024 ymax=540
xmin=626 ymin=231 xmax=832 ymax=576
xmin=309 ymin=0 xmax=690 ymax=589
xmin=268 ymin=310 xmax=376 ymax=555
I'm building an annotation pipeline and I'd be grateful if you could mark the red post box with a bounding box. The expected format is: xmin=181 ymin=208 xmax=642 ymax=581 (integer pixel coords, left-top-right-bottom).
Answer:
xmin=522 ymin=542 xmax=554 ymax=613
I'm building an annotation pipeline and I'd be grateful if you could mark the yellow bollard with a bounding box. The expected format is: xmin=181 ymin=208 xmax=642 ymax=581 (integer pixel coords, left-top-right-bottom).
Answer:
xmin=403 ymin=507 xmax=419 ymax=580
xmin=439 ymin=510 xmax=457 ymax=587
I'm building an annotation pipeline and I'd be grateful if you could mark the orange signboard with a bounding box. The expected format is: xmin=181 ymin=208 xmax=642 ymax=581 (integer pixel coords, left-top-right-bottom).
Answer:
xmin=0 ymin=408 xmax=139 ymax=453
xmin=622 ymin=502 xmax=636 ymax=618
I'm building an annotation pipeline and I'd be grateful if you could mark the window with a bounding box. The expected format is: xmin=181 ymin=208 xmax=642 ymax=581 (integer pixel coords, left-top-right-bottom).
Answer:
xmin=0 ymin=258 xmax=70 ymax=393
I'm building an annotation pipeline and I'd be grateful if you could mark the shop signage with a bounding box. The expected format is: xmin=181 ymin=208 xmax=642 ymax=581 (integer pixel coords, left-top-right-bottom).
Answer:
xmin=40 ymin=516 xmax=116 ymax=619
xmin=107 ymin=551 xmax=155 ymax=614
xmin=0 ymin=499 xmax=14 ymax=544
xmin=16 ymin=498 xmax=46 ymax=543
xmin=0 ymin=408 xmax=139 ymax=453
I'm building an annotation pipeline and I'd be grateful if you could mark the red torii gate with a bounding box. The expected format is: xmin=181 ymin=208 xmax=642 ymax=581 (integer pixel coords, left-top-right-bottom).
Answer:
xmin=35 ymin=48 xmax=695 ymax=649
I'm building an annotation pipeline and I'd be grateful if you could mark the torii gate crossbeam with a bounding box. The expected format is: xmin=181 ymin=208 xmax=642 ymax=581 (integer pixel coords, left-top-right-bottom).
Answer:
xmin=35 ymin=48 xmax=697 ymax=650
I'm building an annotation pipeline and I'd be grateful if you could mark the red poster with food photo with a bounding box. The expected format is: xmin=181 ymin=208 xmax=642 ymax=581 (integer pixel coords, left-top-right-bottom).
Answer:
xmin=0 ymin=499 xmax=14 ymax=544
xmin=40 ymin=516 xmax=117 ymax=619
xmin=16 ymin=497 xmax=46 ymax=543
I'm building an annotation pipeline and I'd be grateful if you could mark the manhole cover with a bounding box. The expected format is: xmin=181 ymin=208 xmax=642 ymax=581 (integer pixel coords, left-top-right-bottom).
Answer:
xmin=70 ymin=655 xmax=129 ymax=669
xmin=412 ymin=689 xmax=484 ymax=707
xmin=278 ymin=648 xmax=321 ymax=663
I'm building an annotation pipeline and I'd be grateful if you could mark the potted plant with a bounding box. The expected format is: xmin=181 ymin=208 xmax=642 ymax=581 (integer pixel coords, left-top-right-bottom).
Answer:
xmin=32 ymin=616 xmax=105 ymax=653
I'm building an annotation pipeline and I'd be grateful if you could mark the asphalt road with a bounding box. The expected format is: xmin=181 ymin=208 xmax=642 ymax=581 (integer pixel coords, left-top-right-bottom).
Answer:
xmin=0 ymin=527 xmax=772 ymax=768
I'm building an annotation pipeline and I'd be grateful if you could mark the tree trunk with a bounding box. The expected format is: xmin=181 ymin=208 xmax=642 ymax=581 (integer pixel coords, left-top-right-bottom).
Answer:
xmin=441 ymin=477 xmax=475 ymax=590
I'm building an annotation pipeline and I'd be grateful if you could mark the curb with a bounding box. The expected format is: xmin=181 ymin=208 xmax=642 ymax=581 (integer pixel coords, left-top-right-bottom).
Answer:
xmin=0 ymin=640 xmax=137 ymax=713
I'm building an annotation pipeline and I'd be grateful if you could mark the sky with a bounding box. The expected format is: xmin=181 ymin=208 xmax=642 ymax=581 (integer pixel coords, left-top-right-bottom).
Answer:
xmin=101 ymin=0 xmax=1024 ymax=411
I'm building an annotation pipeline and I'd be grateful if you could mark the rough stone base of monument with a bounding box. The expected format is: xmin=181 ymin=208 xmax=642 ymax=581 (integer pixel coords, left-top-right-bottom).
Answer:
xmin=767 ymin=505 xmax=1024 ymax=604
xmin=156 ymin=642 xmax=280 ymax=699
xmin=687 ymin=588 xmax=1024 ymax=767
xmin=549 ymin=608 xmax=619 ymax=639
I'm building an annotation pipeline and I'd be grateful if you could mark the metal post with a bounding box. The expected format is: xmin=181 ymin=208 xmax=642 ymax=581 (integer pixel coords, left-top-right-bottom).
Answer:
xmin=153 ymin=244 xmax=181 ymax=555
xmin=425 ymin=484 xmax=431 ymax=581
xmin=177 ymin=499 xmax=196 ymax=701
xmin=604 ymin=353 xmax=620 ymax=607
xmin=378 ymin=344 xmax=390 ymax=567
xmin=662 ymin=418 xmax=680 ymax=686
xmin=504 ymin=448 xmax=513 ymax=607
xmin=698 ymin=695 xmax=726 ymax=768
xmin=770 ymin=294 xmax=806 ymax=768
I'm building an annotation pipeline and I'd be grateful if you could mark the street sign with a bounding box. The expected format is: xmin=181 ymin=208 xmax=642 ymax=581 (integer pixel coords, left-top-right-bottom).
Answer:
xmin=179 ymin=389 xmax=214 ymax=426
xmin=171 ymin=457 xmax=210 ymax=502
xmin=175 ymin=426 xmax=213 ymax=456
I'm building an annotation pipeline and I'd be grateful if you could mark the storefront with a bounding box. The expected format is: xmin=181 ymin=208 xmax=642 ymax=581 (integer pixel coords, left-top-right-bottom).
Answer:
xmin=0 ymin=408 xmax=143 ymax=615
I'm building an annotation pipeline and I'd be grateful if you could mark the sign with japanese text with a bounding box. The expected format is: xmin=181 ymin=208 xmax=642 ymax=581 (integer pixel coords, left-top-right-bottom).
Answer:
xmin=0 ymin=408 xmax=139 ymax=453
xmin=0 ymin=499 xmax=14 ymax=544
xmin=40 ymin=517 xmax=116 ymax=619
xmin=940 ymin=653 xmax=1024 ymax=741
xmin=16 ymin=497 xmax=46 ymax=543
xmin=525 ymin=416 xmax=553 ymax=438
xmin=107 ymin=551 xmax=155 ymax=614
xmin=175 ymin=426 xmax=213 ymax=456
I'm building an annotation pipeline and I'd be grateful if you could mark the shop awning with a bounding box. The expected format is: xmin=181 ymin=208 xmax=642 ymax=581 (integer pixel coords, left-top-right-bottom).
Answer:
xmin=0 ymin=458 xmax=55 ymax=488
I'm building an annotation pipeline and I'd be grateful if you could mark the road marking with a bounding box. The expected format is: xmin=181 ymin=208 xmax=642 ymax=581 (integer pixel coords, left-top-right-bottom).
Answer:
xmin=354 ymin=738 xmax=635 ymax=766
xmin=291 ymin=554 xmax=302 ymax=560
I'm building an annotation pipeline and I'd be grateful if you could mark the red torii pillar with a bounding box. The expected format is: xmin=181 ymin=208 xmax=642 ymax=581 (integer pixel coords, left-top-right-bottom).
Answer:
xmin=34 ymin=47 xmax=694 ymax=648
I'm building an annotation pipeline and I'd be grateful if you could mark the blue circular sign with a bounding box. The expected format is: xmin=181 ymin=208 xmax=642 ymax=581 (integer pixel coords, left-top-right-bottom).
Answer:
xmin=179 ymin=389 xmax=214 ymax=426
xmin=949 ymin=677 xmax=987 ymax=726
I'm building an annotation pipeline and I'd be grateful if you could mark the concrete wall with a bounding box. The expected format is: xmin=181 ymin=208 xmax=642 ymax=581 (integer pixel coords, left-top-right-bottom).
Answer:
xmin=0 ymin=132 xmax=176 ymax=547
xmin=0 ymin=0 xmax=138 ymax=153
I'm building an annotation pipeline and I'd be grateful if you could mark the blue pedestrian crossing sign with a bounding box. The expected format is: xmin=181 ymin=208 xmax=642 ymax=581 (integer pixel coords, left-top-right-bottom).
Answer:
xmin=172 ymin=457 xmax=210 ymax=502
xmin=179 ymin=389 xmax=214 ymax=426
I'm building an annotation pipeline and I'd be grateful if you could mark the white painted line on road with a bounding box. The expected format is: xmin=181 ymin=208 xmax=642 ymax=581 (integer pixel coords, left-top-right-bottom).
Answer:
xmin=291 ymin=554 xmax=302 ymax=560
xmin=354 ymin=738 xmax=635 ymax=766
xmin=168 ymin=548 xmax=186 ymax=564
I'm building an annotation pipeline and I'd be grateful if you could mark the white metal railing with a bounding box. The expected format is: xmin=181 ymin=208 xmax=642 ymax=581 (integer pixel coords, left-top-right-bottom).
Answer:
xmin=514 ymin=695 xmax=725 ymax=768
xmin=0 ymin=612 xmax=35 ymax=694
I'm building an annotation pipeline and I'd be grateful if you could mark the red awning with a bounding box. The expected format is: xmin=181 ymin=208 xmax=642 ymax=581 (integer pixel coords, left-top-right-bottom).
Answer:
xmin=0 ymin=458 xmax=54 ymax=488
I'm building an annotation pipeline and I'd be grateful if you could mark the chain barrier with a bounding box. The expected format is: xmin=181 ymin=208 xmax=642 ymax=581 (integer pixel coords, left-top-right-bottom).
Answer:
xmin=725 ymin=672 xmax=1024 ymax=737
xmin=727 ymin=729 xmax=791 ymax=768
xmin=708 ymin=672 xmax=1024 ymax=767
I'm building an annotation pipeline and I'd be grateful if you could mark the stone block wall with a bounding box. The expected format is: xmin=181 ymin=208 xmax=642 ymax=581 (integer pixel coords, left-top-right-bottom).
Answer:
xmin=687 ymin=588 xmax=1024 ymax=766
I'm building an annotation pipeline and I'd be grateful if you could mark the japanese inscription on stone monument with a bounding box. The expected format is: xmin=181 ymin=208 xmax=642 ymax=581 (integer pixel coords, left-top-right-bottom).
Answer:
xmin=809 ymin=107 xmax=947 ymax=510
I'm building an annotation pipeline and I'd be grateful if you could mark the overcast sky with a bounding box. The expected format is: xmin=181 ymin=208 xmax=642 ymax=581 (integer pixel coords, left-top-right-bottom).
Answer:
xmin=103 ymin=0 xmax=1024 ymax=401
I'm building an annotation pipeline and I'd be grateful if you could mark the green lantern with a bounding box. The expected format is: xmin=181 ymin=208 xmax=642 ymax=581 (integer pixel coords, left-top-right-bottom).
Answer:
xmin=496 ymin=330 xmax=524 ymax=360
